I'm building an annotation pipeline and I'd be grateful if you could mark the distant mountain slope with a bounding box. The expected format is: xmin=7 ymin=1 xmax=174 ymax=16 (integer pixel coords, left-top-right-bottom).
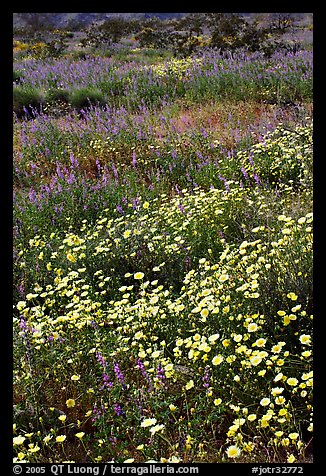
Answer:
xmin=13 ymin=12 xmax=187 ymax=29
xmin=13 ymin=12 xmax=312 ymax=31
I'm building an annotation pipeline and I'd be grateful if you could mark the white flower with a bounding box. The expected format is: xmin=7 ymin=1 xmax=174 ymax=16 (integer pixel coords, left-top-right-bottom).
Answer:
xmin=149 ymin=424 xmax=165 ymax=434
xmin=141 ymin=418 xmax=157 ymax=428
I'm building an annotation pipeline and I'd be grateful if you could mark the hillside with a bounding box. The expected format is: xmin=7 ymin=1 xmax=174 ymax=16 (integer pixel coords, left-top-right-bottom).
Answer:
xmin=13 ymin=12 xmax=187 ymax=29
xmin=13 ymin=12 xmax=312 ymax=29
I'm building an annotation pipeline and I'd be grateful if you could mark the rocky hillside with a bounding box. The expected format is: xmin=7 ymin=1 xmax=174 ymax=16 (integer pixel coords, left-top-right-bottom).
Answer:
xmin=13 ymin=12 xmax=187 ymax=29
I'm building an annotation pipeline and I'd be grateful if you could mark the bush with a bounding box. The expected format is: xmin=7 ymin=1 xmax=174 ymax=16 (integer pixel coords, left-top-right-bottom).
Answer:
xmin=69 ymin=87 xmax=106 ymax=111
xmin=45 ymin=88 xmax=70 ymax=104
xmin=13 ymin=86 xmax=45 ymax=118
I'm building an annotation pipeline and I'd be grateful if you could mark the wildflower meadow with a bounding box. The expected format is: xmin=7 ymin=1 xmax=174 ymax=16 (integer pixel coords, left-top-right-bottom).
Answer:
xmin=13 ymin=13 xmax=313 ymax=464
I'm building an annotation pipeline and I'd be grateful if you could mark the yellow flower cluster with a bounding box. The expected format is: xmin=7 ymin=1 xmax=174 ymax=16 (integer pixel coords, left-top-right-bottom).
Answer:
xmin=14 ymin=176 xmax=312 ymax=462
xmin=237 ymin=123 xmax=313 ymax=187
xmin=144 ymin=57 xmax=203 ymax=81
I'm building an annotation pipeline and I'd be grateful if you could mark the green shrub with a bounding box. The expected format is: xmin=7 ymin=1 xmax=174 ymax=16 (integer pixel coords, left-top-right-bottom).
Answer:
xmin=69 ymin=87 xmax=106 ymax=111
xmin=13 ymin=86 xmax=45 ymax=118
xmin=45 ymin=88 xmax=70 ymax=104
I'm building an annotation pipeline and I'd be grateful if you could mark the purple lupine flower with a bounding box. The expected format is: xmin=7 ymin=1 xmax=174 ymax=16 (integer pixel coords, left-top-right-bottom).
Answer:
xmin=253 ymin=173 xmax=261 ymax=186
xmin=95 ymin=159 xmax=101 ymax=175
xmin=241 ymin=167 xmax=249 ymax=180
xmin=137 ymin=359 xmax=153 ymax=392
xmin=178 ymin=202 xmax=185 ymax=214
xmin=28 ymin=188 xmax=37 ymax=203
xmin=19 ymin=316 xmax=34 ymax=359
xmin=132 ymin=150 xmax=137 ymax=168
xmin=218 ymin=174 xmax=230 ymax=192
xmin=201 ymin=127 xmax=208 ymax=138
xmin=248 ymin=152 xmax=255 ymax=166
xmin=18 ymin=284 xmax=25 ymax=297
xmin=175 ymin=184 xmax=181 ymax=195
xmin=113 ymin=403 xmax=125 ymax=417
xmin=19 ymin=316 xmax=28 ymax=331
xmin=113 ymin=361 xmax=125 ymax=385
xmin=202 ymin=366 xmax=210 ymax=389
xmin=112 ymin=164 xmax=119 ymax=181
xmin=132 ymin=196 xmax=140 ymax=210
xmin=66 ymin=172 xmax=75 ymax=184
xmin=56 ymin=162 xmax=64 ymax=179
xmin=70 ymin=153 xmax=77 ymax=167
xmin=30 ymin=163 xmax=38 ymax=175
xmin=100 ymin=372 xmax=113 ymax=390
xmin=92 ymin=404 xmax=107 ymax=422
xmin=116 ymin=204 xmax=124 ymax=214
xmin=96 ymin=351 xmax=107 ymax=369
xmin=156 ymin=363 xmax=166 ymax=382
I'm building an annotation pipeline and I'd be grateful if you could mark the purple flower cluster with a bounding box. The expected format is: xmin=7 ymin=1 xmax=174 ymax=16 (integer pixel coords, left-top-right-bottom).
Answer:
xmin=137 ymin=359 xmax=153 ymax=392
xmin=113 ymin=361 xmax=125 ymax=387
xmin=92 ymin=403 xmax=107 ymax=422
xmin=156 ymin=363 xmax=166 ymax=383
xmin=101 ymin=373 xmax=113 ymax=391
xmin=202 ymin=366 xmax=211 ymax=389
xmin=113 ymin=403 xmax=125 ymax=417
xmin=96 ymin=351 xmax=107 ymax=369
xmin=14 ymin=49 xmax=312 ymax=113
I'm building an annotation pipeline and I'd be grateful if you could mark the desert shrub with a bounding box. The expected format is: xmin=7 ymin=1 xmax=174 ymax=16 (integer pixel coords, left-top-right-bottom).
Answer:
xmin=69 ymin=87 xmax=106 ymax=111
xmin=13 ymin=86 xmax=45 ymax=118
xmin=81 ymin=18 xmax=140 ymax=49
xmin=45 ymin=88 xmax=70 ymax=104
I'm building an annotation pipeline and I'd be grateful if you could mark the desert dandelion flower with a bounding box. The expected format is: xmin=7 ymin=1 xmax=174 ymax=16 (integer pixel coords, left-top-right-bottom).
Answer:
xmin=185 ymin=379 xmax=194 ymax=390
xmin=66 ymin=398 xmax=75 ymax=408
xmin=299 ymin=334 xmax=311 ymax=345
xmin=250 ymin=355 xmax=262 ymax=366
xmin=13 ymin=436 xmax=26 ymax=446
xmin=248 ymin=323 xmax=258 ymax=332
xmin=212 ymin=355 xmax=224 ymax=365
xmin=226 ymin=445 xmax=241 ymax=458
xmin=141 ymin=418 xmax=157 ymax=428
xmin=56 ymin=435 xmax=66 ymax=443
xmin=260 ymin=397 xmax=271 ymax=407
